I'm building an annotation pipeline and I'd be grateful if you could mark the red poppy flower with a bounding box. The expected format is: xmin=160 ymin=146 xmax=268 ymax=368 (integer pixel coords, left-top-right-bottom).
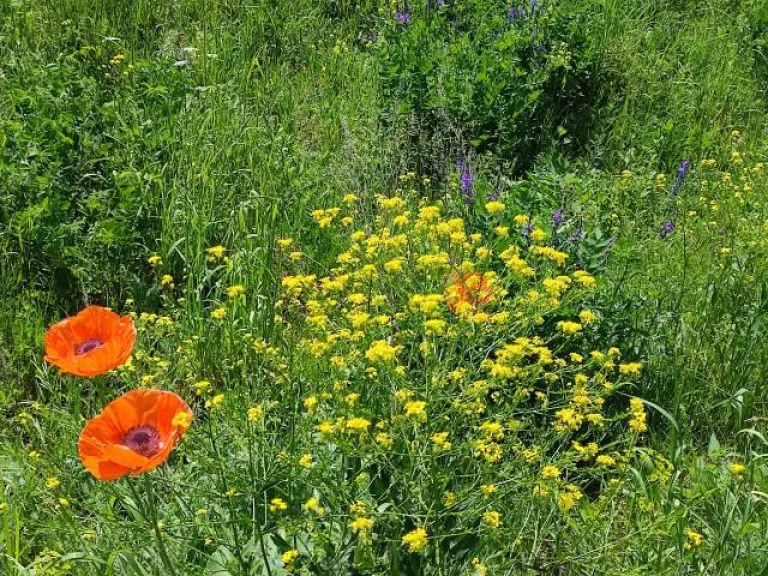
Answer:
xmin=44 ymin=306 xmax=136 ymax=377
xmin=445 ymin=271 xmax=495 ymax=314
xmin=78 ymin=389 xmax=193 ymax=481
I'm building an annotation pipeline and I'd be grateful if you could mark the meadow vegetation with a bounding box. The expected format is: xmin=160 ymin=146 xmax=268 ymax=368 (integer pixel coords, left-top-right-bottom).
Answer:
xmin=2 ymin=0 xmax=768 ymax=574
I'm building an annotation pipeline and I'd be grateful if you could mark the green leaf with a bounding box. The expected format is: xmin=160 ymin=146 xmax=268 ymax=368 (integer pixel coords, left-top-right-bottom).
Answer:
xmin=708 ymin=433 xmax=721 ymax=459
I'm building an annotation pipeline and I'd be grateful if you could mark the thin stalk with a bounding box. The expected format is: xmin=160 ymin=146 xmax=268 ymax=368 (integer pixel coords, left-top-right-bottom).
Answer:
xmin=247 ymin=419 xmax=274 ymax=576
xmin=126 ymin=475 xmax=179 ymax=576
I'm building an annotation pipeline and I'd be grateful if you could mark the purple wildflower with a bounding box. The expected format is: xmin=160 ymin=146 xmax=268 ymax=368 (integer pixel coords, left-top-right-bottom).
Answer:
xmin=461 ymin=169 xmax=474 ymax=204
xmin=395 ymin=11 xmax=410 ymax=25
xmin=660 ymin=221 xmax=676 ymax=239
xmin=671 ymin=159 xmax=690 ymax=195
xmin=508 ymin=7 xmax=517 ymax=21
xmin=552 ymin=208 xmax=564 ymax=228
xmin=455 ymin=156 xmax=474 ymax=204
xmin=522 ymin=220 xmax=534 ymax=239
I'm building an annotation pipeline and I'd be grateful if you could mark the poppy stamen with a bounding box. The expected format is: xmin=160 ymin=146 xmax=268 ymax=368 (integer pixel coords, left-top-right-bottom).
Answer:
xmin=75 ymin=338 xmax=104 ymax=356
xmin=122 ymin=425 xmax=162 ymax=457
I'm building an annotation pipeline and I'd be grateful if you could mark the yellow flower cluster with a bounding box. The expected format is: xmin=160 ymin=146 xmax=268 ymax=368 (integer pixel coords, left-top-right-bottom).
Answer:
xmin=402 ymin=527 xmax=428 ymax=553
xmin=311 ymin=207 xmax=342 ymax=228
xmin=253 ymin=190 xmax=650 ymax=558
xmin=629 ymin=398 xmax=647 ymax=433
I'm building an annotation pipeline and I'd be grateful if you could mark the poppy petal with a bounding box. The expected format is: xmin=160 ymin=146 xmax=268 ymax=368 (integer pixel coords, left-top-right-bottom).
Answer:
xmin=44 ymin=306 xmax=135 ymax=377
xmin=78 ymin=389 xmax=193 ymax=481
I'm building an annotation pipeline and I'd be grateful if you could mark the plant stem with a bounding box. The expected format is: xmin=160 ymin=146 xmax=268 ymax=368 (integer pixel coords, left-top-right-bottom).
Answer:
xmin=127 ymin=475 xmax=179 ymax=576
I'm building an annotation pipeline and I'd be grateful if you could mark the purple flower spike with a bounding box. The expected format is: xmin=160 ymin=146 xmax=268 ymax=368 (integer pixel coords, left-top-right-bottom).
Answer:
xmin=461 ymin=170 xmax=474 ymax=203
xmin=660 ymin=221 xmax=676 ymax=239
xmin=522 ymin=220 xmax=534 ymax=239
xmin=671 ymin=159 xmax=690 ymax=195
xmin=552 ymin=209 xmax=564 ymax=228
xmin=456 ymin=156 xmax=474 ymax=204
xmin=395 ymin=11 xmax=410 ymax=25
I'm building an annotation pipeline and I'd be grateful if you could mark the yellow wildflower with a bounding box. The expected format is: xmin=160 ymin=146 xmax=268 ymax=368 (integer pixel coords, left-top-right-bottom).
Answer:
xmin=365 ymin=340 xmax=401 ymax=363
xmin=385 ymin=258 xmax=405 ymax=273
xmin=596 ymin=454 xmax=616 ymax=467
xmin=404 ymin=401 xmax=427 ymax=420
xmin=423 ymin=319 xmax=447 ymax=336
xmin=684 ymin=529 xmax=704 ymax=550
xmin=541 ymin=465 xmax=561 ymax=480
xmin=375 ymin=432 xmax=393 ymax=448
xmin=172 ymin=411 xmax=193 ymax=430
xmin=483 ymin=510 xmax=501 ymax=529
xmin=207 ymin=245 xmax=227 ymax=261
xmin=402 ymin=527 xmax=428 ymax=553
xmin=193 ymin=380 xmax=211 ymax=395
xmin=206 ymin=394 xmax=225 ymax=409
xmin=628 ymin=398 xmax=647 ymax=433
xmin=298 ymin=454 xmax=314 ymax=469
xmin=281 ymin=549 xmax=299 ymax=567
xmin=211 ymin=306 xmax=228 ymax=319
xmin=247 ymin=405 xmax=264 ymax=423
xmin=346 ymin=417 xmax=372 ymax=433
xmin=557 ymin=321 xmax=582 ymax=335
xmin=513 ymin=214 xmax=530 ymax=227
xmin=579 ymin=310 xmax=597 ymax=325
xmin=349 ymin=516 xmax=374 ymax=533
xmin=481 ymin=484 xmax=498 ymax=497
xmin=430 ymin=432 xmax=452 ymax=451
xmin=485 ymin=201 xmax=505 ymax=214
xmin=619 ymin=362 xmax=643 ymax=375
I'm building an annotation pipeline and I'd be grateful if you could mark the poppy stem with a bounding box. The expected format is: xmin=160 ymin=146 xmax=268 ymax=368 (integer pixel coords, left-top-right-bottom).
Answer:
xmin=146 ymin=475 xmax=180 ymax=576
xmin=128 ymin=475 xmax=179 ymax=576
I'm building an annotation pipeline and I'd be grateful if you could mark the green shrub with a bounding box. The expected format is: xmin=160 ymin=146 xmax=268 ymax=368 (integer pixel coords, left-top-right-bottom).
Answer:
xmin=375 ymin=0 xmax=607 ymax=175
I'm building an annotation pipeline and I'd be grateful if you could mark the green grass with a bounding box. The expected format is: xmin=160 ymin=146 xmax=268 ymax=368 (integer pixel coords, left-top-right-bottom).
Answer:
xmin=2 ymin=0 xmax=768 ymax=574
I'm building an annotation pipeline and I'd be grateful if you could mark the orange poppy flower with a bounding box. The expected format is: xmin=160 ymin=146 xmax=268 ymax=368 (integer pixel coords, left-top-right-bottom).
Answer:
xmin=445 ymin=271 xmax=495 ymax=314
xmin=44 ymin=305 xmax=136 ymax=377
xmin=78 ymin=389 xmax=193 ymax=481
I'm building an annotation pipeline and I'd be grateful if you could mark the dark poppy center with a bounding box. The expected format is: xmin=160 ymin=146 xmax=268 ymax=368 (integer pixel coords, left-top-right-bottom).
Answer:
xmin=75 ymin=338 xmax=103 ymax=356
xmin=122 ymin=425 xmax=161 ymax=457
